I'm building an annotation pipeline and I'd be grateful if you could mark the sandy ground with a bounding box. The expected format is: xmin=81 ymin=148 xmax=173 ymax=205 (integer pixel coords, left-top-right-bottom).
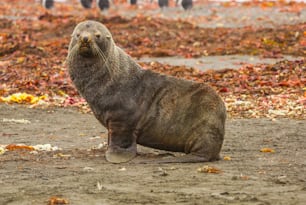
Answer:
xmin=1 ymin=104 xmax=305 ymax=205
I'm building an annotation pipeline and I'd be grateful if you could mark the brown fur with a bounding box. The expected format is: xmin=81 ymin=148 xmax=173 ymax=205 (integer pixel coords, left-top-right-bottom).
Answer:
xmin=67 ymin=20 xmax=226 ymax=163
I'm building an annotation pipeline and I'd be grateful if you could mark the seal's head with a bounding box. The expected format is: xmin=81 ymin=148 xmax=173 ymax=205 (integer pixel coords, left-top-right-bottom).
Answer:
xmin=68 ymin=20 xmax=113 ymax=58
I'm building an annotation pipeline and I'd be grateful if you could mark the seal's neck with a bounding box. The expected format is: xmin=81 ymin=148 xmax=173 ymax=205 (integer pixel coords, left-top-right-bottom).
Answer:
xmin=105 ymin=44 xmax=127 ymax=79
xmin=67 ymin=55 xmax=109 ymax=95
xmin=110 ymin=45 xmax=142 ymax=78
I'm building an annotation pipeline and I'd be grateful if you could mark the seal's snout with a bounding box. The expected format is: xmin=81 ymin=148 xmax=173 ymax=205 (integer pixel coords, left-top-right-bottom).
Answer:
xmin=80 ymin=33 xmax=92 ymax=44
xmin=81 ymin=35 xmax=91 ymax=43
xmin=78 ymin=33 xmax=94 ymax=57
xmin=82 ymin=36 xmax=89 ymax=43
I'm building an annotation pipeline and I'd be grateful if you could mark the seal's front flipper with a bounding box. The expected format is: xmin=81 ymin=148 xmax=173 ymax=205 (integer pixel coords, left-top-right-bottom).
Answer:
xmin=105 ymin=122 xmax=137 ymax=163
xmin=105 ymin=146 xmax=137 ymax=163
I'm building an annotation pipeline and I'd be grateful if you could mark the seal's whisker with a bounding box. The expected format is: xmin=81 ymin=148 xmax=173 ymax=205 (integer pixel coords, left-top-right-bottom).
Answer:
xmin=95 ymin=44 xmax=107 ymax=63
xmin=67 ymin=44 xmax=80 ymax=65
xmin=93 ymin=43 xmax=113 ymax=74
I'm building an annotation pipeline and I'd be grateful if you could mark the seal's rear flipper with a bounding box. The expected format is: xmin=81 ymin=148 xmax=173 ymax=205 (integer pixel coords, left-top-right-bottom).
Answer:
xmin=136 ymin=154 xmax=215 ymax=164
xmin=105 ymin=146 xmax=136 ymax=163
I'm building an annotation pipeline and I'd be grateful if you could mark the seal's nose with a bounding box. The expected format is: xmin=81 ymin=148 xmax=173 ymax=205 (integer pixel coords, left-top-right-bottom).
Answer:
xmin=82 ymin=36 xmax=89 ymax=43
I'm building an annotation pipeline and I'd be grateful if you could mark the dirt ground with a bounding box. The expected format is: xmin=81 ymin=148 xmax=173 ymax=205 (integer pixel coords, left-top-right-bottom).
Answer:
xmin=1 ymin=104 xmax=305 ymax=205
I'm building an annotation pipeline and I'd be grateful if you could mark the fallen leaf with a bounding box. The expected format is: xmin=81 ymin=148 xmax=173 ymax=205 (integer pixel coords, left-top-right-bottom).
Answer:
xmin=261 ymin=2 xmax=274 ymax=8
xmin=300 ymin=40 xmax=306 ymax=46
xmin=5 ymin=144 xmax=35 ymax=151
xmin=240 ymin=174 xmax=249 ymax=180
xmin=260 ymin=148 xmax=275 ymax=153
xmin=197 ymin=166 xmax=222 ymax=174
xmin=219 ymin=87 xmax=229 ymax=93
xmin=0 ymin=93 xmax=46 ymax=104
xmin=223 ymin=156 xmax=231 ymax=160
xmin=16 ymin=57 xmax=25 ymax=64
xmin=48 ymin=196 xmax=69 ymax=205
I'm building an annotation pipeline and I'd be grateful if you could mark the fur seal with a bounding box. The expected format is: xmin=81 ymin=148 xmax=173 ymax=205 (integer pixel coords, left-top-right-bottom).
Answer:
xmin=97 ymin=0 xmax=110 ymax=11
xmin=158 ymin=0 xmax=169 ymax=9
xmin=128 ymin=0 xmax=137 ymax=5
xmin=80 ymin=0 xmax=93 ymax=9
xmin=67 ymin=20 xmax=226 ymax=163
xmin=42 ymin=0 xmax=109 ymax=11
xmin=42 ymin=0 xmax=54 ymax=9
xmin=176 ymin=0 xmax=193 ymax=10
xmin=42 ymin=0 xmax=93 ymax=10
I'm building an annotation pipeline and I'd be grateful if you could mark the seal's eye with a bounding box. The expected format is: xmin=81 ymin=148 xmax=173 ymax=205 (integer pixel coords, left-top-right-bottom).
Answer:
xmin=95 ymin=34 xmax=101 ymax=39
xmin=76 ymin=33 xmax=80 ymax=38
